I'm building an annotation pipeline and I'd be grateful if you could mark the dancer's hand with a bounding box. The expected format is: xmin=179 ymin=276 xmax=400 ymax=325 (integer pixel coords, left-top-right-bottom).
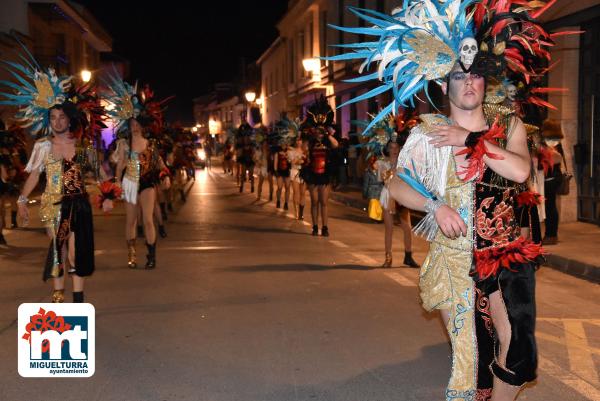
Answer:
xmin=428 ymin=125 xmax=470 ymax=148
xmin=17 ymin=202 xmax=29 ymax=226
xmin=102 ymin=199 xmax=114 ymax=213
xmin=434 ymin=205 xmax=467 ymax=239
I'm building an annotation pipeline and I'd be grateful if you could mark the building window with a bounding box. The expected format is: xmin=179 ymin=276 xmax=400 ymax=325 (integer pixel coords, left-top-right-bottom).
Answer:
xmin=298 ymin=31 xmax=305 ymax=77
xmin=289 ymin=39 xmax=295 ymax=84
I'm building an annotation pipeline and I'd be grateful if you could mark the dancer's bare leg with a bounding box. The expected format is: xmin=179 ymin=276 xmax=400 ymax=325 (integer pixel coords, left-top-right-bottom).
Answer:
xmin=309 ymin=185 xmax=319 ymax=226
xmin=490 ymin=291 xmax=522 ymax=401
xmin=139 ymin=188 xmax=157 ymax=244
xmin=318 ymin=185 xmax=330 ymax=227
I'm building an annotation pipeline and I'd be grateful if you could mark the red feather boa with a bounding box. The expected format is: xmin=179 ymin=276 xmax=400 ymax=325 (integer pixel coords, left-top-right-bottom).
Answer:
xmin=456 ymin=118 xmax=506 ymax=182
xmin=516 ymin=190 xmax=544 ymax=207
xmin=474 ymin=237 xmax=545 ymax=279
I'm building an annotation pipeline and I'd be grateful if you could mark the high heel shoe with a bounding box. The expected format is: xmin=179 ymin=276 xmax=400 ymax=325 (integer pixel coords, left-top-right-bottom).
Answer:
xmin=381 ymin=252 xmax=393 ymax=268
xmin=52 ymin=289 xmax=65 ymax=303
xmin=127 ymin=239 xmax=137 ymax=269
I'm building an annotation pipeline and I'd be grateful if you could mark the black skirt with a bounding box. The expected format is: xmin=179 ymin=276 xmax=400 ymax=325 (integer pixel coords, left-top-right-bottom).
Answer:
xmin=43 ymin=194 xmax=95 ymax=281
xmin=301 ymin=167 xmax=330 ymax=186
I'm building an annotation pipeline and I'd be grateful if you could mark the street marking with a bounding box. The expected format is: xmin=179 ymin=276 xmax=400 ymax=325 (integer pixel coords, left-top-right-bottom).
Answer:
xmin=351 ymin=253 xmax=378 ymax=266
xmin=95 ymin=246 xmax=234 ymax=255
xmin=564 ymin=320 xmax=600 ymax=386
xmin=383 ymin=271 xmax=418 ymax=287
xmin=539 ymin=356 xmax=600 ymax=401
xmin=329 ymin=240 xmax=349 ymax=248
xmin=536 ymin=332 xmax=600 ymax=356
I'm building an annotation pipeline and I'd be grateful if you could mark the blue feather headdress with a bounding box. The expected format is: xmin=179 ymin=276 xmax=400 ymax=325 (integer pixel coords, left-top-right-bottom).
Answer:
xmin=0 ymin=41 xmax=72 ymax=136
xmin=352 ymin=113 xmax=396 ymax=159
xmin=274 ymin=116 xmax=300 ymax=146
xmin=102 ymin=67 xmax=144 ymax=133
xmin=325 ymin=0 xmax=476 ymax=134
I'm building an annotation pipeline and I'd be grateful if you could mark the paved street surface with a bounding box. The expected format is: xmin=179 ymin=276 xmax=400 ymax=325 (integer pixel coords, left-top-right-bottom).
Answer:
xmin=1 ymin=167 xmax=599 ymax=401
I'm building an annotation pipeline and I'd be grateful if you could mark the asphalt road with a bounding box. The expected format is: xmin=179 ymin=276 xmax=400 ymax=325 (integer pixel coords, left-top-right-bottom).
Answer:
xmin=1 ymin=167 xmax=599 ymax=401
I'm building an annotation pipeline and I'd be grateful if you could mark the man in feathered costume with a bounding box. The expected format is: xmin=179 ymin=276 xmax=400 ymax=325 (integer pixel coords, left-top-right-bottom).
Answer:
xmin=0 ymin=40 xmax=109 ymax=303
xmin=329 ymin=1 xmax=569 ymax=399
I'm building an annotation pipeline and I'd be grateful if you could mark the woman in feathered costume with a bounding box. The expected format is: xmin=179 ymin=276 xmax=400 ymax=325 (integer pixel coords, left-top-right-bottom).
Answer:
xmin=300 ymin=96 xmax=339 ymax=237
xmin=0 ymin=41 xmax=109 ymax=303
xmin=358 ymin=110 xmax=420 ymax=269
xmin=329 ymin=1 xmax=568 ymax=399
xmin=106 ymin=72 xmax=169 ymax=270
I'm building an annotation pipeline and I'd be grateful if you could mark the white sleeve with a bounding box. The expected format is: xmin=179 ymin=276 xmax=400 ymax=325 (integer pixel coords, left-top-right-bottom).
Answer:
xmin=25 ymin=140 xmax=51 ymax=173
xmin=396 ymin=125 xmax=450 ymax=198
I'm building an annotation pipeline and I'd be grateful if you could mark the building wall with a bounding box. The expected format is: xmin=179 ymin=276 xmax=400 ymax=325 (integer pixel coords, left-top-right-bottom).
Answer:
xmin=264 ymin=0 xmax=393 ymax=130
xmin=260 ymin=39 xmax=288 ymax=126
xmin=547 ymin=30 xmax=581 ymax=223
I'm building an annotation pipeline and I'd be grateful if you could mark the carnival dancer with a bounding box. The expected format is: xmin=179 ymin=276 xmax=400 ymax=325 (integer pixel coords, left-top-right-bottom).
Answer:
xmin=106 ymin=75 xmax=170 ymax=270
xmin=359 ymin=112 xmax=420 ymax=268
xmin=328 ymin=1 xmax=567 ymax=399
xmin=288 ymin=135 xmax=307 ymax=219
xmin=1 ymin=44 xmax=108 ymax=302
xmin=273 ymin=117 xmax=297 ymax=210
xmin=301 ymin=96 xmax=338 ymax=236
xmin=0 ymin=122 xmax=27 ymax=244
xmin=253 ymin=130 xmax=273 ymax=201
xmin=237 ymin=122 xmax=255 ymax=193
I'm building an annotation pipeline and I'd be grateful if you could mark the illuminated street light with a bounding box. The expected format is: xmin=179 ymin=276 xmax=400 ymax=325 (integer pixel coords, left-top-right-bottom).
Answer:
xmin=245 ymin=91 xmax=256 ymax=103
xmin=255 ymin=98 xmax=263 ymax=106
xmin=302 ymin=58 xmax=320 ymax=73
xmin=302 ymin=58 xmax=322 ymax=82
xmin=192 ymin=127 xmax=198 ymax=133
xmin=80 ymin=69 xmax=92 ymax=83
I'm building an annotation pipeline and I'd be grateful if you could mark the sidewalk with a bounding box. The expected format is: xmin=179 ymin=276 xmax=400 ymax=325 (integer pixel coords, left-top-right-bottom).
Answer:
xmin=330 ymin=185 xmax=600 ymax=283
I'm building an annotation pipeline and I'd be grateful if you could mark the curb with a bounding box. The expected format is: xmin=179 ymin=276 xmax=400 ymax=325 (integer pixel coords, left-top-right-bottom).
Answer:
xmin=544 ymin=254 xmax=600 ymax=284
xmin=329 ymin=192 xmax=368 ymax=211
xmin=330 ymin=189 xmax=600 ymax=284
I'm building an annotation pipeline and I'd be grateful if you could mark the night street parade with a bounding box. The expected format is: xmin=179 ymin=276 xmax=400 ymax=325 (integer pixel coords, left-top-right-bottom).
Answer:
xmin=1 ymin=1 xmax=599 ymax=400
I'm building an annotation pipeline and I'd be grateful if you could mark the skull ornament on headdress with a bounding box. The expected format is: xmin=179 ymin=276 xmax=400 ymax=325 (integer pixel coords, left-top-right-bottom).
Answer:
xmin=459 ymin=37 xmax=478 ymax=69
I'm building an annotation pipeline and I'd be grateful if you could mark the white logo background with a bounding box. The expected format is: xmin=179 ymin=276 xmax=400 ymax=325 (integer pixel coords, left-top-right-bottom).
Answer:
xmin=18 ymin=303 xmax=95 ymax=378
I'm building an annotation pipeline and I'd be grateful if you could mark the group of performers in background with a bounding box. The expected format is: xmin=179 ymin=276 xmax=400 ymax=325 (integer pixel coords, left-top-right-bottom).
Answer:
xmin=222 ymin=96 xmax=340 ymax=237
xmin=0 ymin=40 xmax=197 ymax=303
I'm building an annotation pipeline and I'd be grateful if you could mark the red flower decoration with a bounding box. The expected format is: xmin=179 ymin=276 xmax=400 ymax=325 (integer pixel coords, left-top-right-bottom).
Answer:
xmin=94 ymin=181 xmax=123 ymax=210
xmin=537 ymin=145 xmax=554 ymax=175
xmin=456 ymin=117 xmax=506 ymax=182
xmin=516 ymin=190 xmax=544 ymax=207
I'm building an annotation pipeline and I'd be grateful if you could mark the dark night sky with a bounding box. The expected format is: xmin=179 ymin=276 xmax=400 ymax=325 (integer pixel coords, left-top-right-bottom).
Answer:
xmin=78 ymin=1 xmax=289 ymax=124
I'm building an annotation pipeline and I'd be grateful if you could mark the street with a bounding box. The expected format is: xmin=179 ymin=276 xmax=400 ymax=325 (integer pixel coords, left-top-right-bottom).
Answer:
xmin=1 ymin=167 xmax=599 ymax=401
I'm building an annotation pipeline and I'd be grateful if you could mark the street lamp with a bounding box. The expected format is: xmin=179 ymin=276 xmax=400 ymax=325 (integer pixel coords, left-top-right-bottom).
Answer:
xmin=80 ymin=69 xmax=92 ymax=83
xmin=245 ymin=91 xmax=256 ymax=103
xmin=255 ymin=97 xmax=263 ymax=106
xmin=302 ymin=58 xmax=321 ymax=82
